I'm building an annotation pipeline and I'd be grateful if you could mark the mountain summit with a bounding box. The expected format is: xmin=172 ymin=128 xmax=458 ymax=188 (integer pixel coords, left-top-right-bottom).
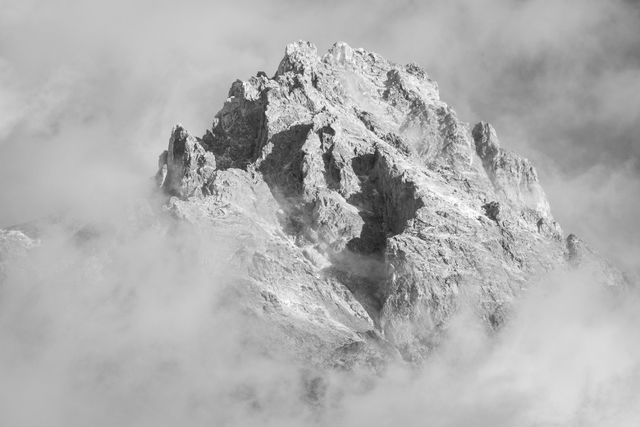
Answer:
xmin=152 ymin=41 xmax=624 ymax=366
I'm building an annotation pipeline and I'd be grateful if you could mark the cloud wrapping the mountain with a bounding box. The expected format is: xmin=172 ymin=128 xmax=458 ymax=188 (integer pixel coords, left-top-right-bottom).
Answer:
xmin=1 ymin=0 xmax=639 ymax=425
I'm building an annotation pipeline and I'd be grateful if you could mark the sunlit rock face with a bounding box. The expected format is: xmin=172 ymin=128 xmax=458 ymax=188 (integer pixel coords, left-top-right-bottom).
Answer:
xmin=150 ymin=41 xmax=624 ymax=364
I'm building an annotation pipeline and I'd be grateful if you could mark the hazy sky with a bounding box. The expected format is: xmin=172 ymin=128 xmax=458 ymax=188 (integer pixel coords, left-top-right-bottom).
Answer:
xmin=1 ymin=1 xmax=640 ymax=426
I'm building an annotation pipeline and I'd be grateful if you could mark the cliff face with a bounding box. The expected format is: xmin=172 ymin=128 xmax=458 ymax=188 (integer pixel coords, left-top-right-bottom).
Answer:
xmin=148 ymin=40 xmax=632 ymax=366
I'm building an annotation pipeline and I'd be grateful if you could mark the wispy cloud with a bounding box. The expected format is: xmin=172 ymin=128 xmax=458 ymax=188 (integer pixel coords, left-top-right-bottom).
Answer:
xmin=1 ymin=1 xmax=639 ymax=425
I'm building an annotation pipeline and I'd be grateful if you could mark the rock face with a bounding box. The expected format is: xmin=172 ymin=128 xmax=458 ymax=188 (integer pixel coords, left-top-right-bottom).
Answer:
xmin=159 ymin=125 xmax=217 ymax=198
xmin=146 ymin=41 xmax=627 ymax=365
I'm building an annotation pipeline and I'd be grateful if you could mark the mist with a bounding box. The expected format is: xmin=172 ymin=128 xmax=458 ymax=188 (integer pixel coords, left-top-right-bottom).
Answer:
xmin=2 ymin=215 xmax=639 ymax=426
xmin=1 ymin=0 xmax=639 ymax=425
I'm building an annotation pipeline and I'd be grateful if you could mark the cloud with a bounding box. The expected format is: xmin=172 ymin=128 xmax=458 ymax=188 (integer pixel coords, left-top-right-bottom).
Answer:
xmin=337 ymin=269 xmax=640 ymax=427
xmin=545 ymin=161 xmax=640 ymax=277
xmin=0 ymin=216 xmax=318 ymax=427
xmin=0 ymin=0 xmax=639 ymax=425
xmin=2 ymin=224 xmax=639 ymax=426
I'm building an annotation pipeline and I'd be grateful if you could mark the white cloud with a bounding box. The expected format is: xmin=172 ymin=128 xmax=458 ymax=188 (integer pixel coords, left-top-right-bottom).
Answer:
xmin=0 ymin=1 xmax=639 ymax=425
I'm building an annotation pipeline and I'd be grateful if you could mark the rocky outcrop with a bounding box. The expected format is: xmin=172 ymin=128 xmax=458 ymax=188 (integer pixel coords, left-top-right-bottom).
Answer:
xmin=472 ymin=121 xmax=555 ymax=227
xmin=159 ymin=125 xmax=217 ymax=198
xmin=565 ymin=233 xmax=629 ymax=287
xmin=0 ymin=229 xmax=38 ymax=283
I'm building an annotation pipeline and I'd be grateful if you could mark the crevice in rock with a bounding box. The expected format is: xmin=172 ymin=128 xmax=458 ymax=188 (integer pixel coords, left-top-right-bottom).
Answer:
xmin=347 ymin=153 xmax=387 ymax=256
xmin=331 ymin=151 xmax=425 ymax=327
xmin=346 ymin=151 xmax=424 ymax=253
xmin=252 ymin=124 xmax=316 ymax=240
xmin=202 ymin=95 xmax=268 ymax=170
xmin=482 ymin=201 xmax=501 ymax=223
xmin=259 ymin=124 xmax=314 ymax=200
xmin=373 ymin=154 xmax=425 ymax=236
xmin=318 ymin=126 xmax=341 ymax=191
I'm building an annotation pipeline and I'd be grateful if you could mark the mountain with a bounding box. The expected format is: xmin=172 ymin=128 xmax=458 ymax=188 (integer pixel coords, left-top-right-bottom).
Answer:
xmin=152 ymin=41 xmax=627 ymax=367
xmin=1 ymin=41 xmax=628 ymax=372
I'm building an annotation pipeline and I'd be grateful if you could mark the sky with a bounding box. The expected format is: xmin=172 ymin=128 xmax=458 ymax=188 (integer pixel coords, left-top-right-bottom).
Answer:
xmin=1 ymin=0 xmax=640 ymax=425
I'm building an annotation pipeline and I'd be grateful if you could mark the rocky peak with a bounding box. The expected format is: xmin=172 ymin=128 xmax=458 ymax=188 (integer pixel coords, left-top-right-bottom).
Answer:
xmin=158 ymin=125 xmax=216 ymax=198
xmin=276 ymin=40 xmax=320 ymax=76
xmin=472 ymin=121 xmax=500 ymax=160
xmin=153 ymin=41 xmax=627 ymax=365
xmin=472 ymin=121 xmax=553 ymax=223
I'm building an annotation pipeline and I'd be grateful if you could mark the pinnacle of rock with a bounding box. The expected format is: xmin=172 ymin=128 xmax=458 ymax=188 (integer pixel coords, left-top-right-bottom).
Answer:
xmin=160 ymin=125 xmax=216 ymax=198
xmin=472 ymin=121 xmax=500 ymax=160
xmin=276 ymin=40 xmax=320 ymax=75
